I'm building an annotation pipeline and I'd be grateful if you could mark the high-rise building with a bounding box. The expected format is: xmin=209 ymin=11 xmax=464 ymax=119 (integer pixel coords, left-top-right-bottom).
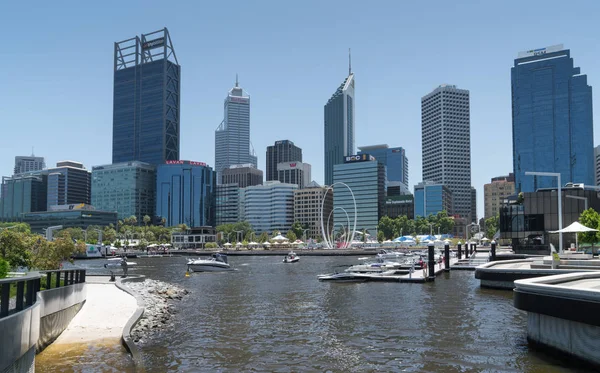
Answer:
xmin=421 ymin=84 xmax=471 ymax=219
xmin=594 ymin=145 xmax=600 ymax=186
xmin=113 ymin=28 xmax=180 ymax=165
xmin=484 ymin=174 xmax=515 ymax=219
xmin=46 ymin=161 xmax=91 ymax=209
xmin=266 ymin=140 xmax=302 ymax=181
xmin=333 ymin=155 xmax=386 ymax=235
xmin=156 ymin=161 xmax=216 ymax=227
xmin=215 ymin=77 xmax=257 ymax=183
xmin=324 ymin=62 xmax=355 ymax=186
xmin=293 ymin=181 xmax=333 ymax=240
xmin=1 ymin=173 xmax=47 ymax=219
xmin=215 ymin=183 xmax=240 ymax=226
xmin=91 ymin=161 xmax=156 ymax=222
xmin=470 ymin=187 xmax=477 ymax=224
xmin=14 ymin=155 xmax=45 ymax=175
xmin=414 ymin=181 xmax=453 ymax=219
xmin=512 ymin=44 xmax=594 ymax=193
xmin=241 ymin=181 xmax=297 ymax=234
xmin=276 ymin=162 xmax=311 ymax=188
xmin=358 ymin=144 xmax=409 ymax=190
xmin=221 ymin=165 xmax=263 ymax=188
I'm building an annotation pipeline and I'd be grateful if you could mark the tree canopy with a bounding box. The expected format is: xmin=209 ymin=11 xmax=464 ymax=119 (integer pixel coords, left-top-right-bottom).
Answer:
xmin=377 ymin=211 xmax=455 ymax=240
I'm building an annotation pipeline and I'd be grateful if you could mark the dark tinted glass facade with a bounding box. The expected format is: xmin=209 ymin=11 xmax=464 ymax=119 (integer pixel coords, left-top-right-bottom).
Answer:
xmin=22 ymin=210 xmax=118 ymax=234
xmin=266 ymin=140 xmax=302 ymax=181
xmin=358 ymin=145 xmax=409 ymax=188
xmin=156 ymin=162 xmax=215 ymax=227
xmin=113 ymin=29 xmax=180 ymax=165
xmin=512 ymin=46 xmax=594 ymax=192
xmin=0 ymin=174 xmax=47 ymax=219
xmin=46 ymin=164 xmax=91 ymax=209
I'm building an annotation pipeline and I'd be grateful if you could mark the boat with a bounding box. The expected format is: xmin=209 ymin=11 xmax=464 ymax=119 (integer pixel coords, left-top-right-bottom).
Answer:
xmin=187 ymin=253 xmax=232 ymax=272
xmin=344 ymin=257 xmax=402 ymax=273
xmin=376 ymin=249 xmax=408 ymax=260
xmin=104 ymin=257 xmax=137 ymax=268
xmin=283 ymin=252 xmax=300 ymax=263
xmin=317 ymin=272 xmax=370 ymax=282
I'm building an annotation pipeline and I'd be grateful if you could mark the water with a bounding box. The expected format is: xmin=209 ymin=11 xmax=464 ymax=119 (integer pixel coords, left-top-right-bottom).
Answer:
xmin=40 ymin=256 xmax=592 ymax=372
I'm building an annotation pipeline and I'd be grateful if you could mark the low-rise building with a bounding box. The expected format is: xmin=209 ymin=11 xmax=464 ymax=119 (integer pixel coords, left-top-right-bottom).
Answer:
xmin=385 ymin=195 xmax=414 ymax=219
xmin=171 ymin=226 xmax=216 ymax=249
xmin=22 ymin=204 xmax=117 ymax=234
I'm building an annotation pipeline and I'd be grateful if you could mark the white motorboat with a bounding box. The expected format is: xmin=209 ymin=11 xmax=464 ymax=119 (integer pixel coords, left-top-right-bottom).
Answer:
xmin=283 ymin=252 xmax=300 ymax=263
xmin=376 ymin=249 xmax=408 ymax=260
xmin=187 ymin=253 xmax=232 ymax=272
xmin=345 ymin=258 xmax=402 ymax=273
xmin=104 ymin=257 xmax=137 ymax=268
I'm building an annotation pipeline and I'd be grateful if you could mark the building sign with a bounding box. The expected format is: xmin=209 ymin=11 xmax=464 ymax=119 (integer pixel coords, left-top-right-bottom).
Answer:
xmin=166 ymin=160 xmax=184 ymax=165
xmin=229 ymin=96 xmax=249 ymax=104
xmin=344 ymin=154 xmax=376 ymax=163
xmin=165 ymin=160 xmax=208 ymax=167
xmin=517 ymin=44 xmax=564 ymax=58
xmin=142 ymin=37 xmax=165 ymax=51
xmin=189 ymin=161 xmax=207 ymax=167
xmin=277 ymin=162 xmax=303 ymax=171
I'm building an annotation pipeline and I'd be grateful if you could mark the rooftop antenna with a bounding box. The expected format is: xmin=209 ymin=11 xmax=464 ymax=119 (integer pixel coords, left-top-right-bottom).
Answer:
xmin=235 ymin=73 xmax=239 ymax=88
xmin=348 ymin=48 xmax=352 ymax=75
xmin=31 ymin=146 xmax=34 ymax=157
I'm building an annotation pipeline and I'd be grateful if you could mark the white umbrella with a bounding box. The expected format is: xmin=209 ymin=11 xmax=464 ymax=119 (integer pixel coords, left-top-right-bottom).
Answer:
xmin=224 ymin=242 xmax=232 ymax=247
xmin=248 ymin=241 xmax=258 ymax=246
xmin=550 ymin=221 xmax=598 ymax=250
xmin=235 ymin=242 xmax=242 ymax=246
xmin=263 ymin=241 xmax=271 ymax=246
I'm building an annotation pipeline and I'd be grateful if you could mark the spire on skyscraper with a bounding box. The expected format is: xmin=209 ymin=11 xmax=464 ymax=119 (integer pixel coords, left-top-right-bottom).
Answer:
xmin=235 ymin=73 xmax=239 ymax=87
xmin=348 ymin=48 xmax=352 ymax=75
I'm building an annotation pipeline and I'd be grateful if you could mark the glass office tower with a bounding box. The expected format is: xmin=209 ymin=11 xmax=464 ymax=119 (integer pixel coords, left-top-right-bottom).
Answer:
xmin=266 ymin=140 xmax=302 ymax=181
xmin=113 ymin=28 xmax=180 ymax=165
xmin=512 ymin=44 xmax=594 ymax=192
xmin=156 ymin=161 xmax=216 ymax=227
xmin=358 ymin=144 xmax=409 ymax=191
xmin=414 ymin=181 xmax=453 ymax=218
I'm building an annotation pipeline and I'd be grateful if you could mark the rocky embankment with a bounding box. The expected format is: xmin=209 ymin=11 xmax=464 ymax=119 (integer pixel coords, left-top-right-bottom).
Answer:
xmin=123 ymin=279 xmax=189 ymax=344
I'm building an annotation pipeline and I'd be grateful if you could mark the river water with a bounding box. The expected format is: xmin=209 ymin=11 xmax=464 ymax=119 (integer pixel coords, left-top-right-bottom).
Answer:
xmin=39 ymin=255 xmax=591 ymax=372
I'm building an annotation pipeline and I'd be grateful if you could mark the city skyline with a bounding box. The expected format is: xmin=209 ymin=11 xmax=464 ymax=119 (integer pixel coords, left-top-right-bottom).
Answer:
xmin=3 ymin=1 xmax=600 ymax=219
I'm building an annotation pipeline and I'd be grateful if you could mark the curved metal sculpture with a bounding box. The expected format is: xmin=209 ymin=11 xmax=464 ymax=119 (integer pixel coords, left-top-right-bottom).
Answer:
xmin=320 ymin=182 xmax=357 ymax=249
xmin=326 ymin=207 xmax=351 ymax=249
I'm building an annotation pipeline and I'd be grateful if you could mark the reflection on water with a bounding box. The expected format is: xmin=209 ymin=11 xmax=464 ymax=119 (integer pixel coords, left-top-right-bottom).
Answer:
xmin=41 ymin=256 xmax=592 ymax=372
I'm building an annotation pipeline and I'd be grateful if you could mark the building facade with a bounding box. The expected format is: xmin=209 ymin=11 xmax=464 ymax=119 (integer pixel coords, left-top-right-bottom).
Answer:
xmin=22 ymin=205 xmax=117 ymax=234
xmin=221 ymin=165 xmax=263 ymax=188
xmin=512 ymin=44 xmax=594 ymax=193
xmin=385 ymin=194 xmax=415 ymax=219
xmin=215 ymin=183 xmax=240 ymax=226
xmin=0 ymin=173 xmax=47 ymax=219
xmin=241 ymin=181 xmax=297 ymax=234
xmin=595 ymin=145 xmax=600 ymax=186
xmin=113 ymin=28 xmax=180 ymax=165
xmin=484 ymin=174 xmax=516 ymax=219
xmin=470 ymin=187 xmax=477 ymax=223
xmin=91 ymin=161 xmax=156 ymax=222
xmin=215 ymin=78 xmax=257 ymax=183
xmin=276 ymin=162 xmax=311 ymax=188
xmin=14 ymin=156 xmax=45 ymax=175
xmin=46 ymin=161 xmax=91 ymax=209
xmin=414 ymin=181 xmax=453 ymax=218
xmin=358 ymin=144 xmax=409 ymax=190
xmin=171 ymin=227 xmax=216 ymax=249
xmin=333 ymin=155 xmax=386 ymax=235
xmin=156 ymin=161 xmax=216 ymax=228
xmin=266 ymin=140 xmax=302 ymax=181
xmin=293 ymin=181 xmax=333 ymax=240
xmin=324 ymin=70 xmax=355 ymax=185
xmin=421 ymin=84 xmax=471 ymax=219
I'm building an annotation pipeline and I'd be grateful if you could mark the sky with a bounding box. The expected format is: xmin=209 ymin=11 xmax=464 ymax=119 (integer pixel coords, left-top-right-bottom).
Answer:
xmin=2 ymin=0 xmax=600 ymax=220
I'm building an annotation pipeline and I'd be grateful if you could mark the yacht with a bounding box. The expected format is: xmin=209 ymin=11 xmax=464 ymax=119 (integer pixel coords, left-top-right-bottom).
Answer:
xmin=187 ymin=253 xmax=232 ymax=272
xmin=376 ymin=249 xmax=408 ymax=260
xmin=283 ymin=251 xmax=300 ymax=263
xmin=345 ymin=257 xmax=402 ymax=273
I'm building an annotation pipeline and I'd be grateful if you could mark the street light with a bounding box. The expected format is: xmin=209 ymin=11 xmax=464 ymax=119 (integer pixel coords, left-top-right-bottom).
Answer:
xmin=566 ymin=195 xmax=588 ymax=211
xmin=525 ymin=171 xmax=562 ymax=253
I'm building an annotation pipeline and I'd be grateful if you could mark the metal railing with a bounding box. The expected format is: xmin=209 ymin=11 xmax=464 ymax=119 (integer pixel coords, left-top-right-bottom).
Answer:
xmin=0 ymin=269 xmax=86 ymax=319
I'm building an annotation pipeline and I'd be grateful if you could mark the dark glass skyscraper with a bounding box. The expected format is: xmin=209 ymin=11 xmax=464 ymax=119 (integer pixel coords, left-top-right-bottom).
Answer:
xmin=512 ymin=44 xmax=594 ymax=192
xmin=358 ymin=144 xmax=409 ymax=191
xmin=324 ymin=68 xmax=355 ymax=186
xmin=113 ymin=28 xmax=180 ymax=165
xmin=266 ymin=140 xmax=302 ymax=181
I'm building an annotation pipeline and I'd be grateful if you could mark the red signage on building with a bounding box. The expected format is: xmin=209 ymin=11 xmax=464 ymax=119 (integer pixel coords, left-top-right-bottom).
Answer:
xmin=290 ymin=163 xmax=296 ymax=167
xmin=165 ymin=160 xmax=208 ymax=167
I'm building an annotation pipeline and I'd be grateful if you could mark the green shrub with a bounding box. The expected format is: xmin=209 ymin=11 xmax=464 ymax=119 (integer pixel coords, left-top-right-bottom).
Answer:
xmin=0 ymin=257 xmax=9 ymax=279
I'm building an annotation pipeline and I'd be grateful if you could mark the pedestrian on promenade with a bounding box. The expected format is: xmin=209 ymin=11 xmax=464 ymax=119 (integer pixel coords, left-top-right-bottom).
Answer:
xmin=121 ymin=255 xmax=128 ymax=278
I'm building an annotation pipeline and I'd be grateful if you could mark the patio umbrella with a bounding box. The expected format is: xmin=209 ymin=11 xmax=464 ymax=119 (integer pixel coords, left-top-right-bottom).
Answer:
xmin=224 ymin=242 xmax=232 ymax=247
xmin=550 ymin=221 xmax=599 ymax=250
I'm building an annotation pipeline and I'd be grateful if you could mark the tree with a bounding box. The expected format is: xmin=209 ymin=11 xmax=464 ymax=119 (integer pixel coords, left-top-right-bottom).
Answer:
xmin=286 ymin=231 xmax=297 ymax=242
xmin=291 ymin=221 xmax=305 ymax=240
xmin=205 ymin=242 xmax=218 ymax=249
xmin=258 ymin=232 xmax=269 ymax=243
xmin=143 ymin=215 xmax=151 ymax=227
xmin=103 ymin=227 xmax=117 ymax=243
xmin=517 ymin=192 xmax=524 ymax=204
xmin=362 ymin=228 xmax=368 ymax=244
xmin=377 ymin=230 xmax=385 ymax=243
xmin=579 ymin=208 xmax=600 ymax=247
xmin=485 ymin=214 xmax=500 ymax=240
xmin=0 ymin=258 xmax=9 ymax=278
xmin=0 ymin=230 xmax=31 ymax=268
xmin=378 ymin=216 xmax=396 ymax=240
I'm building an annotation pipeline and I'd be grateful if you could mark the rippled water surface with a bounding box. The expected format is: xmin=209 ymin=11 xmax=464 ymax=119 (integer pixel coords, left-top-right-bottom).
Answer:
xmin=44 ymin=255 xmax=593 ymax=372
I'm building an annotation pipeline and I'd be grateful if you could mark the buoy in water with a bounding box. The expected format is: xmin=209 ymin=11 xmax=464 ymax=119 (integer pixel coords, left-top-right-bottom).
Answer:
xmin=185 ymin=270 xmax=190 ymax=277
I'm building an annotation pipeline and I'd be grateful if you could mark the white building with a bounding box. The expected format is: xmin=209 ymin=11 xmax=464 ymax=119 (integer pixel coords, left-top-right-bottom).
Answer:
xmin=276 ymin=161 xmax=311 ymax=188
xmin=215 ymin=77 xmax=257 ymax=184
xmin=421 ymin=84 xmax=471 ymax=219
xmin=240 ymin=181 xmax=297 ymax=234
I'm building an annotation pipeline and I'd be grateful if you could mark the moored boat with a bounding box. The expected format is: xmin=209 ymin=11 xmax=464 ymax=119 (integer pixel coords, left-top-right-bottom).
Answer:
xmin=187 ymin=253 xmax=232 ymax=272
xmin=283 ymin=252 xmax=300 ymax=263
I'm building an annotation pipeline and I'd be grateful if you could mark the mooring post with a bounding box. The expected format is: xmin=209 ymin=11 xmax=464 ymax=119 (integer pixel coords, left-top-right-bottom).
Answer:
xmin=444 ymin=240 xmax=450 ymax=271
xmin=428 ymin=244 xmax=435 ymax=281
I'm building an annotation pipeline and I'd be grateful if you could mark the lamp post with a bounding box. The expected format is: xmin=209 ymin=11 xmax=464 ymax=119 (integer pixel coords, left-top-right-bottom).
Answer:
xmin=525 ymin=171 xmax=562 ymax=253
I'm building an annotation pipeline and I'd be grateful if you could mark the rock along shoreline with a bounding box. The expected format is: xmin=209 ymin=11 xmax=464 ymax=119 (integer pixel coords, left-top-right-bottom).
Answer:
xmin=123 ymin=279 xmax=189 ymax=345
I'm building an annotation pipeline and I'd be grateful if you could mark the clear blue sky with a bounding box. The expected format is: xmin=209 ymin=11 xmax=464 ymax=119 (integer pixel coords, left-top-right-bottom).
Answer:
xmin=2 ymin=0 xmax=600 ymax=219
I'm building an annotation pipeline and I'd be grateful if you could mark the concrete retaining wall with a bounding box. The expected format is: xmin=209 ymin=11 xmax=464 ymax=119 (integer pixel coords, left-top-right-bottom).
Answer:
xmin=0 ymin=303 xmax=40 ymax=373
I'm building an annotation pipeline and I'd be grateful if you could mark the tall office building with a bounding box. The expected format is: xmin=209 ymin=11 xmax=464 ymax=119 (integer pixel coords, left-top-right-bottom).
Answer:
xmin=484 ymin=174 xmax=515 ymax=219
xmin=421 ymin=84 xmax=471 ymax=219
xmin=333 ymin=154 xmax=386 ymax=235
xmin=215 ymin=77 xmax=257 ymax=183
xmin=14 ymin=155 xmax=45 ymax=175
xmin=240 ymin=181 xmax=297 ymax=234
xmin=0 ymin=173 xmax=47 ymax=218
xmin=358 ymin=144 xmax=409 ymax=191
xmin=221 ymin=165 xmax=263 ymax=188
xmin=215 ymin=183 xmax=240 ymax=226
xmin=324 ymin=60 xmax=355 ymax=186
xmin=156 ymin=161 xmax=216 ymax=227
xmin=276 ymin=162 xmax=311 ymax=188
xmin=414 ymin=181 xmax=453 ymax=219
xmin=91 ymin=161 xmax=156 ymax=222
xmin=595 ymin=146 xmax=600 ymax=186
xmin=512 ymin=44 xmax=594 ymax=192
xmin=46 ymin=161 xmax=91 ymax=209
xmin=266 ymin=140 xmax=302 ymax=181
xmin=113 ymin=28 xmax=180 ymax=165
xmin=294 ymin=181 xmax=333 ymax=240
xmin=470 ymin=187 xmax=477 ymax=223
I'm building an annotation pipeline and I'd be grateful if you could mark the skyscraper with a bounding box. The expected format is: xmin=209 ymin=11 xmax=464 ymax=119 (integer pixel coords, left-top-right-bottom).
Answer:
xmin=324 ymin=55 xmax=355 ymax=185
xmin=46 ymin=161 xmax=91 ymax=209
xmin=358 ymin=144 xmax=409 ymax=191
xmin=266 ymin=140 xmax=302 ymax=181
xmin=14 ymin=155 xmax=45 ymax=175
xmin=421 ymin=84 xmax=471 ymax=219
xmin=215 ymin=77 xmax=257 ymax=183
xmin=113 ymin=28 xmax=180 ymax=165
xmin=512 ymin=44 xmax=594 ymax=192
